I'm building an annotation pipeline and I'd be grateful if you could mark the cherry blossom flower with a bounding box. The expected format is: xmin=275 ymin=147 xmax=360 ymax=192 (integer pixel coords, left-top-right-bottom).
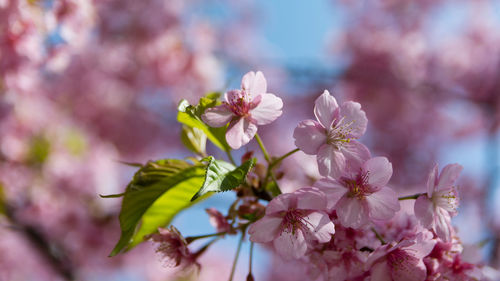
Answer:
xmin=205 ymin=208 xmax=233 ymax=234
xmin=366 ymin=232 xmax=436 ymax=281
xmin=315 ymin=157 xmax=400 ymax=229
xmin=248 ymin=187 xmax=335 ymax=259
xmin=414 ymin=163 xmax=463 ymax=241
xmin=202 ymin=71 xmax=283 ymax=149
xmin=146 ymin=226 xmax=197 ymax=269
xmin=293 ymin=90 xmax=370 ymax=177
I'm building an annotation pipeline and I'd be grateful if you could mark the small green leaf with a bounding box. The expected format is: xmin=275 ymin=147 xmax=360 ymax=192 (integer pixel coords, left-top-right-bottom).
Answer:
xmin=191 ymin=157 xmax=255 ymax=201
xmin=177 ymin=95 xmax=230 ymax=152
xmin=181 ymin=125 xmax=207 ymax=156
xmin=109 ymin=159 xmax=207 ymax=256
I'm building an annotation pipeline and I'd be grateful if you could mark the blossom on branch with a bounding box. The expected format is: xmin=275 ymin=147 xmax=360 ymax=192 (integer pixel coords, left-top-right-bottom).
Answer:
xmin=146 ymin=226 xmax=198 ymax=270
xmin=315 ymin=157 xmax=400 ymax=228
xmin=293 ymin=90 xmax=370 ymax=177
xmin=414 ymin=163 xmax=463 ymax=241
xmin=202 ymin=71 xmax=283 ymax=149
xmin=248 ymin=187 xmax=335 ymax=259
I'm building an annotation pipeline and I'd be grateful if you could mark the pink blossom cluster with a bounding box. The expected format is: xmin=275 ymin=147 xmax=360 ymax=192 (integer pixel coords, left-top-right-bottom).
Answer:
xmin=142 ymin=71 xmax=497 ymax=280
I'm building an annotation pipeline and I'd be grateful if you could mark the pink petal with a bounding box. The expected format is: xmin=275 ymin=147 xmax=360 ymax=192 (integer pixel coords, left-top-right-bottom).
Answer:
xmin=304 ymin=211 xmax=335 ymax=243
xmin=314 ymin=90 xmax=339 ymax=128
xmin=436 ymin=163 xmax=463 ymax=192
xmin=317 ymin=144 xmax=346 ymax=178
xmin=339 ymin=101 xmax=367 ymax=138
xmin=406 ymin=232 xmax=437 ymax=259
xmin=366 ymin=187 xmax=400 ymax=220
xmin=241 ymin=71 xmax=267 ymax=96
xmin=426 ymin=164 xmax=439 ymax=197
xmin=414 ymin=195 xmax=434 ymax=228
xmin=434 ymin=207 xmax=453 ymax=241
xmin=314 ymin=177 xmax=347 ymax=210
xmin=273 ymin=229 xmax=308 ymax=259
xmin=202 ymin=105 xmax=234 ymax=127
xmin=363 ymin=157 xmax=393 ymax=187
xmin=370 ymin=262 xmax=391 ymax=281
xmin=390 ymin=253 xmax=427 ymax=281
xmin=225 ymin=117 xmax=257 ymax=149
xmin=248 ymin=216 xmax=282 ymax=243
xmin=336 ymin=196 xmax=368 ymax=229
xmin=340 ymin=141 xmax=371 ymax=174
xmin=295 ymin=187 xmax=327 ymax=210
xmin=293 ymin=119 xmax=327 ymax=155
xmin=250 ymin=93 xmax=283 ymax=125
xmin=434 ymin=188 xmax=459 ymax=215
xmin=266 ymin=193 xmax=295 ymax=215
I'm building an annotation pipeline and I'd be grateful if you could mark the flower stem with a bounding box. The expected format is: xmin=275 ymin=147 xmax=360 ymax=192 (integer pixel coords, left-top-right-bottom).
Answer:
xmin=186 ymin=232 xmax=226 ymax=243
xmin=254 ymin=133 xmax=271 ymax=163
xmin=226 ymin=150 xmax=236 ymax=166
xmin=228 ymin=227 xmax=246 ymax=281
xmin=398 ymin=193 xmax=425 ymax=201
xmin=371 ymin=227 xmax=386 ymax=245
xmin=247 ymin=242 xmax=254 ymax=280
xmin=269 ymin=148 xmax=300 ymax=169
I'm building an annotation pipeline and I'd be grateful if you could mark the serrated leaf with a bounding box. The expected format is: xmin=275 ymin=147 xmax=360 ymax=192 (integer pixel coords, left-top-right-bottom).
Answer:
xmin=177 ymin=95 xmax=231 ymax=152
xmin=191 ymin=157 xmax=255 ymax=201
xmin=110 ymin=159 xmax=207 ymax=256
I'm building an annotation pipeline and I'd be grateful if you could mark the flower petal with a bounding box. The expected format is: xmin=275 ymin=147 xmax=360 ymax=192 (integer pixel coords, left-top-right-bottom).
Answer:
xmin=225 ymin=118 xmax=257 ymax=149
xmin=241 ymin=71 xmax=267 ymax=96
xmin=336 ymin=196 xmax=368 ymax=229
xmin=436 ymin=163 xmax=463 ymax=192
xmin=295 ymin=187 xmax=327 ymax=210
xmin=202 ymin=105 xmax=234 ymax=127
xmin=250 ymin=93 xmax=283 ymax=125
xmin=364 ymin=157 xmax=393 ymax=188
xmin=266 ymin=193 xmax=295 ymax=215
xmin=366 ymin=186 xmax=400 ymax=221
xmin=340 ymin=141 xmax=371 ymax=174
xmin=248 ymin=216 xmax=282 ymax=243
xmin=304 ymin=211 xmax=335 ymax=243
xmin=426 ymin=164 xmax=439 ymax=197
xmin=390 ymin=252 xmax=427 ymax=281
xmin=273 ymin=229 xmax=308 ymax=259
xmin=339 ymin=101 xmax=367 ymax=138
xmin=293 ymin=119 xmax=327 ymax=155
xmin=414 ymin=195 xmax=434 ymax=228
xmin=314 ymin=90 xmax=339 ymax=128
xmin=370 ymin=262 xmax=391 ymax=281
xmin=434 ymin=207 xmax=453 ymax=241
xmin=317 ymin=144 xmax=346 ymax=178
xmin=314 ymin=177 xmax=347 ymax=210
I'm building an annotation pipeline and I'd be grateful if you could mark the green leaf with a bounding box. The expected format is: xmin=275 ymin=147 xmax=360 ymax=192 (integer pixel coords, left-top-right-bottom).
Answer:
xmin=191 ymin=157 xmax=255 ymax=201
xmin=110 ymin=159 xmax=207 ymax=256
xmin=181 ymin=125 xmax=207 ymax=156
xmin=177 ymin=95 xmax=231 ymax=152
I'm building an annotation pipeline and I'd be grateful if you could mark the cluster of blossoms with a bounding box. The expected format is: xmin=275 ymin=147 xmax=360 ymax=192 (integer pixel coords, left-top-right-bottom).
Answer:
xmin=138 ymin=71 xmax=496 ymax=281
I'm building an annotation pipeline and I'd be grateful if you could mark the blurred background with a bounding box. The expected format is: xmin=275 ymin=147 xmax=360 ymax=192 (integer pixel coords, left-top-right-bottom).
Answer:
xmin=1 ymin=0 xmax=500 ymax=280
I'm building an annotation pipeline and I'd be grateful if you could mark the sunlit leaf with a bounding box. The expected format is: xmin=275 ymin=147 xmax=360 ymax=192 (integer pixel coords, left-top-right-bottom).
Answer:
xmin=109 ymin=159 xmax=207 ymax=256
xmin=191 ymin=157 xmax=255 ymax=201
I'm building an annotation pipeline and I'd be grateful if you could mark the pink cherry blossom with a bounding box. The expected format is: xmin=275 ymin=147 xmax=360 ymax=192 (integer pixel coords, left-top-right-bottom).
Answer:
xmin=146 ymin=226 xmax=197 ymax=270
xmin=366 ymin=232 xmax=436 ymax=281
xmin=293 ymin=90 xmax=370 ymax=177
xmin=248 ymin=187 xmax=335 ymax=259
xmin=202 ymin=71 xmax=283 ymax=149
xmin=414 ymin=163 xmax=462 ymax=241
xmin=315 ymin=157 xmax=400 ymax=229
xmin=205 ymin=208 xmax=233 ymax=234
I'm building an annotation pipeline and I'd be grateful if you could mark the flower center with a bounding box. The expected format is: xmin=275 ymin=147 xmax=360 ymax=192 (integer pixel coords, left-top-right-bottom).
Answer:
xmin=342 ymin=172 xmax=372 ymax=199
xmin=224 ymin=90 xmax=253 ymax=117
xmin=281 ymin=209 xmax=311 ymax=235
xmin=326 ymin=117 xmax=355 ymax=148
